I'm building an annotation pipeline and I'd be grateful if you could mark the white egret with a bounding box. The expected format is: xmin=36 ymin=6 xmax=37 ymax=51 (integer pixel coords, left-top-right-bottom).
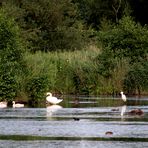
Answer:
xmin=46 ymin=92 xmax=63 ymax=105
xmin=120 ymin=91 xmax=127 ymax=102
xmin=12 ymin=101 xmax=24 ymax=108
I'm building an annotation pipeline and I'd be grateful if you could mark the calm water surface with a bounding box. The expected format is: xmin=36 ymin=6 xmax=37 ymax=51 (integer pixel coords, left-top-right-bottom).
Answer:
xmin=0 ymin=96 xmax=148 ymax=148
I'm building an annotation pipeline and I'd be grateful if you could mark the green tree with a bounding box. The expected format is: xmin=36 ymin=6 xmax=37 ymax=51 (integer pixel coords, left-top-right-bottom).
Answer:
xmin=97 ymin=16 xmax=148 ymax=94
xmin=26 ymin=75 xmax=49 ymax=105
xmin=0 ymin=10 xmax=25 ymax=101
xmin=124 ymin=62 xmax=148 ymax=95
xmin=98 ymin=16 xmax=148 ymax=63
xmin=2 ymin=0 xmax=89 ymax=52
xmin=73 ymin=0 xmax=129 ymax=29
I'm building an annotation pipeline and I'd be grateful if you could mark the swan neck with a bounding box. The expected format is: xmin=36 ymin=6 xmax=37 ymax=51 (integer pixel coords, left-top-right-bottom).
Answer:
xmin=47 ymin=92 xmax=52 ymax=97
xmin=49 ymin=93 xmax=52 ymax=97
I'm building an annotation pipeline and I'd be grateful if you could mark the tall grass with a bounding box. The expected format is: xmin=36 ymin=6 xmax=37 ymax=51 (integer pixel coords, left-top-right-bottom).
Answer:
xmin=96 ymin=59 xmax=130 ymax=95
xmin=21 ymin=45 xmax=131 ymax=101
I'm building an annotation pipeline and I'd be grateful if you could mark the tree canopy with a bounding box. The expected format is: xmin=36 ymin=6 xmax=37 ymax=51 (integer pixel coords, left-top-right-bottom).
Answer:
xmin=1 ymin=0 xmax=147 ymax=52
xmin=0 ymin=10 xmax=26 ymax=101
xmin=0 ymin=0 xmax=147 ymax=99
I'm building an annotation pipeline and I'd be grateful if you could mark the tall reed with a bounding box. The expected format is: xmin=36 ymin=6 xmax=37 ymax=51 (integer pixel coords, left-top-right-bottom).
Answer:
xmin=22 ymin=45 xmax=131 ymax=101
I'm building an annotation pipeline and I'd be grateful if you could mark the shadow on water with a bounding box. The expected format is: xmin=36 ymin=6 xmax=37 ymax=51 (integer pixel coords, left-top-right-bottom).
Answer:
xmin=0 ymin=135 xmax=148 ymax=142
xmin=0 ymin=96 xmax=148 ymax=147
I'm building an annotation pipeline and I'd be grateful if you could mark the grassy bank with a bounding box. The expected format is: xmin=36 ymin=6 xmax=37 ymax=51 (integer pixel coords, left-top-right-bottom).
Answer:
xmin=18 ymin=45 xmax=134 ymax=102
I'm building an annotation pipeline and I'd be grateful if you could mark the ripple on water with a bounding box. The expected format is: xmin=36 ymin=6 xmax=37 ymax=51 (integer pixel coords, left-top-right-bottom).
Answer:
xmin=0 ymin=97 xmax=148 ymax=147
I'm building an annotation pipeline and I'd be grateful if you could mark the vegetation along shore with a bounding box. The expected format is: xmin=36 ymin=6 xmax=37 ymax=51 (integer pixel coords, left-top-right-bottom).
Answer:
xmin=0 ymin=0 xmax=147 ymax=105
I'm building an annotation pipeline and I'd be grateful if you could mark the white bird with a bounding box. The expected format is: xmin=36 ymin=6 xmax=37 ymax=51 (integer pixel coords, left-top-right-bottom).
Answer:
xmin=0 ymin=101 xmax=7 ymax=108
xmin=120 ymin=91 xmax=127 ymax=102
xmin=46 ymin=92 xmax=63 ymax=105
xmin=12 ymin=101 xmax=24 ymax=108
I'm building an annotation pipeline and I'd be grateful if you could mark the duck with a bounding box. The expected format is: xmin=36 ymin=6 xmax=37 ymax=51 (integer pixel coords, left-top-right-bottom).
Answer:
xmin=73 ymin=117 xmax=80 ymax=121
xmin=0 ymin=101 xmax=7 ymax=108
xmin=46 ymin=92 xmax=63 ymax=105
xmin=129 ymin=109 xmax=144 ymax=116
xmin=105 ymin=131 xmax=113 ymax=135
xmin=120 ymin=91 xmax=127 ymax=102
xmin=12 ymin=101 xmax=24 ymax=108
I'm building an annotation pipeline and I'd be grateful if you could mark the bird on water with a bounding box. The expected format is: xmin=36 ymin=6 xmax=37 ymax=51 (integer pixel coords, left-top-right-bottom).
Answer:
xmin=12 ymin=101 xmax=24 ymax=108
xmin=46 ymin=92 xmax=63 ymax=105
xmin=0 ymin=101 xmax=7 ymax=108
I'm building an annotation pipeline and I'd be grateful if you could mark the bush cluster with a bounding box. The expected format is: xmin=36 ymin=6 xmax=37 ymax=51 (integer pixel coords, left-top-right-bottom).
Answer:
xmin=0 ymin=8 xmax=148 ymax=104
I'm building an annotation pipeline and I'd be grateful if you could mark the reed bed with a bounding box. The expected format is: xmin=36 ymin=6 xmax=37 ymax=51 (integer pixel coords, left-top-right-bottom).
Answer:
xmin=23 ymin=45 xmax=131 ymax=100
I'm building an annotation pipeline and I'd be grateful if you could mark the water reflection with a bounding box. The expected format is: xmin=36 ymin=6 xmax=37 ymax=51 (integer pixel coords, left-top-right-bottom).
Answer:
xmin=46 ymin=105 xmax=63 ymax=117
xmin=0 ymin=96 xmax=147 ymax=147
xmin=121 ymin=105 xmax=127 ymax=117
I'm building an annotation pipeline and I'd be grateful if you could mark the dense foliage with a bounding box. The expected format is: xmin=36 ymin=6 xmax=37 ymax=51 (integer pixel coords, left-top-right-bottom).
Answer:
xmin=1 ymin=0 xmax=91 ymax=52
xmin=97 ymin=16 xmax=148 ymax=94
xmin=1 ymin=0 xmax=148 ymax=52
xmin=0 ymin=10 xmax=26 ymax=101
xmin=0 ymin=0 xmax=147 ymax=102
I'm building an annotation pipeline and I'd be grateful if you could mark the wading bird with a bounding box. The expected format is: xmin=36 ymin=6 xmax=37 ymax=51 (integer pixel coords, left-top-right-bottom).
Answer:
xmin=120 ymin=91 xmax=127 ymax=102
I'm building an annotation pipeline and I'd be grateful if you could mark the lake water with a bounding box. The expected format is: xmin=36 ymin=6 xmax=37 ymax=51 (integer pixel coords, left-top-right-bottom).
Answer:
xmin=0 ymin=96 xmax=148 ymax=148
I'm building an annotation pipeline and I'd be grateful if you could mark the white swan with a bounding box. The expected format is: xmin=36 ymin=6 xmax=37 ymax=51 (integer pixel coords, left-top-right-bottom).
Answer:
xmin=0 ymin=101 xmax=7 ymax=108
xmin=120 ymin=91 xmax=127 ymax=102
xmin=12 ymin=101 xmax=24 ymax=108
xmin=46 ymin=92 xmax=63 ymax=105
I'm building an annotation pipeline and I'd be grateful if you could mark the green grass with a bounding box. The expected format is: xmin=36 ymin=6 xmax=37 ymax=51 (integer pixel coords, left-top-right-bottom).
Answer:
xmin=17 ymin=45 xmax=147 ymax=102
xmin=24 ymin=45 xmax=101 ymax=95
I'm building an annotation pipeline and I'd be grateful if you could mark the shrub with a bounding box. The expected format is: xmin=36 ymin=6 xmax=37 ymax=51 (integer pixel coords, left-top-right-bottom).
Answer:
xmin=95 ymin=49 xmax=117 ymax=78
xmin=97 ymin=16 xmax=148 ymax=94
xmin=124 ymin=61 xmax=148 ymax=95
xmin=26 ymin=75 xmax=49 ymax=105
xmin=98 ymin=16 xmax=148 ymax=63
xmin=0 ymin=11 xmax=26 ymax=101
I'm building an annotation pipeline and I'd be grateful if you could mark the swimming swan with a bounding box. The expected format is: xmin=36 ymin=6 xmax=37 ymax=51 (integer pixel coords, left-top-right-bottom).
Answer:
xmin=46 ymin=92 xmax=63 ymax=105
xmin=0 ymin=101 xmax=7 ymax=108
xmin=120 ymin=91 xmax=127 ymax=102
xmin=12 ymin=101 xmax=24 ymax=108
